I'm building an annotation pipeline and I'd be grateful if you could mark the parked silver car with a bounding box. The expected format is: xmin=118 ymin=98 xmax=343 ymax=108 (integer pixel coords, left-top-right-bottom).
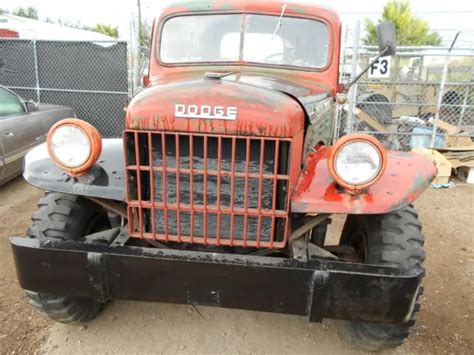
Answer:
xmin=0 ymin=86 xmax=75 ymax=185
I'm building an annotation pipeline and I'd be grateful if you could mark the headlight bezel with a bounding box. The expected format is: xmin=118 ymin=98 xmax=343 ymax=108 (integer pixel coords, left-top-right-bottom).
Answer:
xmin=47 ymin=118 xmax=102 ymax=177
xmin=327 ymin=134 xmax=387 ymax=191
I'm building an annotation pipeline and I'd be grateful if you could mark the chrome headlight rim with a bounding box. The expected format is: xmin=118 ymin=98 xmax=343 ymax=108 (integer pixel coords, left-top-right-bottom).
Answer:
xmin=328 ymin=134 xmax=387 ymax=191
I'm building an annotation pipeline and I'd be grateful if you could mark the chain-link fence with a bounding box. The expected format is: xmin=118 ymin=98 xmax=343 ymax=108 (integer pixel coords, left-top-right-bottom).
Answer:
xmin=338 ymin=26 xmax=474 ymax=150
xmin=0 ymin=39 xmax=129 ymax=137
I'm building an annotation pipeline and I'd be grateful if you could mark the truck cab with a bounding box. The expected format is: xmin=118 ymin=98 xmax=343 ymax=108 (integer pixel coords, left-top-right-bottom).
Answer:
xmin=137 ymin=2 xmax=340 ymax=147
xmin=12 ymin=1 xmax=437 ymax=350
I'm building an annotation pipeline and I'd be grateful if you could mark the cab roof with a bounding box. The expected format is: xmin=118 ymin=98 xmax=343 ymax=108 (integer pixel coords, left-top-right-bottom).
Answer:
xmin=159 ymin=1 xmax=340 ymax=24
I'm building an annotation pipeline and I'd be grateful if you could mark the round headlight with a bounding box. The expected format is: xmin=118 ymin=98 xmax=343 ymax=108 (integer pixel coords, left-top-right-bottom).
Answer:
xmin=50 ymin=125 xmax=91 ymax=168
xmin=47 ymin=119 xmax=102 ymax=176
xmin=328 ymin=134 xmax=387 ymax=190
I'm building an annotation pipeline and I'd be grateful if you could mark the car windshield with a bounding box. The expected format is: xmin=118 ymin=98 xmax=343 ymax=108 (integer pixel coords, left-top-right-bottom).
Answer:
xmin=160 ymin=14 xmax=329 ymax=69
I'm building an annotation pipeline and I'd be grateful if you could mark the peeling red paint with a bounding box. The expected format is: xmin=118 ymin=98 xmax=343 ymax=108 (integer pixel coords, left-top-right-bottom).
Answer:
xmin=125 ymin=1 xmax=436 ymax=218
xmin=291 ymin=146 xmax=438 ymax=214
xmin=127 ymin=1 xmax=341 ymax=137
xmin=122 ymin=0 xmax=436 ymax=247
xmin=147 ymin=1 xmax=341 ymax=96
xmin=127 ymin=79 xmax=305 ymax=138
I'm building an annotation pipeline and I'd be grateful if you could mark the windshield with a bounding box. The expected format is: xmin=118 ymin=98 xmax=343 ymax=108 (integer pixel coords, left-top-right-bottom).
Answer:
xmin=160 ymin=14 xmax=330 ymax=69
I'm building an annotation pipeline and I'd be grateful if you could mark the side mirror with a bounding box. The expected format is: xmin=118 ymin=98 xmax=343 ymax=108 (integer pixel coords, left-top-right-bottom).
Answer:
xmin=25 ymin=100 xmax=39 ymax=112
xmin=345 ymin=22 xmax=397 ymax=89
xmin=377 ymin=22 xmax=397 ymax=56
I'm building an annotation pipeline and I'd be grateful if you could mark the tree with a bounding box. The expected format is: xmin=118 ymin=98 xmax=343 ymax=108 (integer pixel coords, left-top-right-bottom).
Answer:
xmin=56 ymin=19 xmax=119 ymax=38
xmin=139 ymin=20 xmax=152 ymax=48
xmin=93 ymin=23 xmax=119 ymax=38
xmin=363 ymin=0 xmax=442 ymax=46
xmin=12 ymin=6 xmax=38 ymax=20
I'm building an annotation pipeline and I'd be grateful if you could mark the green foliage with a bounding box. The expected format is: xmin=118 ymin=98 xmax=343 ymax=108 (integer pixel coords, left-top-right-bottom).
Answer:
xmin=363 ymin=0 xmax=442 ymax=46
xmin=56 ymin=19 xmax=118 ymax=38
xmin=12 ymin=6 xmax=38 ymax=20
xmin=92 ymin=23 xmax=118 ymax=38
xmin=139 ymin=20 xmax=152 ymax=48
xmin=4 ymin=6 xmax=118 ymax=39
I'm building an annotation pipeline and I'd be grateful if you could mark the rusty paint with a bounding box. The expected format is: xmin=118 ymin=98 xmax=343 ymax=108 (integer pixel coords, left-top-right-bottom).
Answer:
xmin=291 ymin=146 xmax=438 ymax=214
xmin=125 ymin=1 xmax=435 ymax=221
xmin=126 ymin=78 xmax=305 ymax=138
xmin=124 ymin=130 xmax=301 ymax=248
xmin=146 ymin=0 xmax=342 ymax=96
xmin=127 ymin=1 xmax=341 ymax=138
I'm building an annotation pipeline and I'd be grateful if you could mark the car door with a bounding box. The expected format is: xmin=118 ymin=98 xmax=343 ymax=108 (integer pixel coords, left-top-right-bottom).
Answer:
xmin=0 ymin=87 xmax=41 ymax=183
xmin=32 ymin=103 xmax=76 ymax=144
xmin=0 ymin=133 xmax=4 ymax=180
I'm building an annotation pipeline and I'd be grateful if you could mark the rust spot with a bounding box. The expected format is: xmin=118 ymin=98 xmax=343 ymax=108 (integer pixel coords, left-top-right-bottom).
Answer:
xmin=291 ymin=149 xmax=437 ymax=215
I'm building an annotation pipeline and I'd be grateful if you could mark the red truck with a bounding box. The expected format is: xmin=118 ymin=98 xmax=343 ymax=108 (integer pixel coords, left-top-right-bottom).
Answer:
xmin=12 ymin=1 xmax=436 ymax=350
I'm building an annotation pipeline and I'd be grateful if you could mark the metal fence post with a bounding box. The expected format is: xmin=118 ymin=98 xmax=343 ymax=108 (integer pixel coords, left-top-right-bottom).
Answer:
xmin=430 ymin=32 xmax=461 ymax=148
xmin=333 ymin=26 xmax=350 ymax=141
xmin=455 ymin=58 xmax=474 ymax=144
xmin=32 ymin=39 xmax=41 ymax=103
xmin=346 ymin=21 xmax=360 ymax=134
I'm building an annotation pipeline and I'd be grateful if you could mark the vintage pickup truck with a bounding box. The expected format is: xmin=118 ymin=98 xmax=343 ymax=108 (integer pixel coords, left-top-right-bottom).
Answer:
xmin=11 ymin=1 xmax=436 ymax=350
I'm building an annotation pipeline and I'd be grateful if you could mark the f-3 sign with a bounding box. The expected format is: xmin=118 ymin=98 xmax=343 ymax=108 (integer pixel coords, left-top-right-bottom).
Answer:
xmin=368 ymin=56 xmax=391 ymax=79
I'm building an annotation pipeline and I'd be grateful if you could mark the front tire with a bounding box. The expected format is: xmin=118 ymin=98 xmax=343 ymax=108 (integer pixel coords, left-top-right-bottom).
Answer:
xmin=340 ymin=205 xmax=425 ymax=350
xmin=25 ymin=192 xmax=110 ymax=323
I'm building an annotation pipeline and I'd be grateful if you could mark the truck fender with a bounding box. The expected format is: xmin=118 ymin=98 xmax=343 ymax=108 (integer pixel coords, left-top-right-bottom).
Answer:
xmin=23 ymin=139 xmax=125 ymax=201
xmin=291 ymin=146 xmax=437 ymax=214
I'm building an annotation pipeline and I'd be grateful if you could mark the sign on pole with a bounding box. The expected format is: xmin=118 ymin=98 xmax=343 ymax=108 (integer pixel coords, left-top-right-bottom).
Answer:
xmin=368 ymin=56 xmax=391 ymax=79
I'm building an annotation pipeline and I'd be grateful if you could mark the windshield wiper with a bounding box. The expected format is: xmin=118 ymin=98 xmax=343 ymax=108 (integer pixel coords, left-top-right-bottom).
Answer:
xmin=271 ymin=3 xmax=287 ymax=39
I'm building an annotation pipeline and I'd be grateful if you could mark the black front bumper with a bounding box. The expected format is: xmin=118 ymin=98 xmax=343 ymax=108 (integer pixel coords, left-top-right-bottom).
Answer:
xmin=11 ymin=237 xmax=422 ymax=324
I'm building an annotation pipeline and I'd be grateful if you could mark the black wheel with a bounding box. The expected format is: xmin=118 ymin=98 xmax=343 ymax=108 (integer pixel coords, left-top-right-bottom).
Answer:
xmin=25 ymin=192 xmax=110 ymax=323
xmin=340 ymin=205 xmax=425 ymax=350
xmin=356 ymin=93 xmax=392 ymax=125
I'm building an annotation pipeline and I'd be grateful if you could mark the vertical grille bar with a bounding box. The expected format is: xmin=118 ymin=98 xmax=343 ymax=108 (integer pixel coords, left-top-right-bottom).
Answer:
xmin=134 ymin=131 xmax=144 ymax=239
xmin=256 ymin=138 xmax=265 ymax=248
xmin=283 ymin=179 xmax=291 ymax=245
xmin=189 ymin=135 xmax=195 ymax=243
xmin=229 ymin=136 xmax=236 ymax=245
xmin=161 ymin=132 xmax=169 ymax=241
xmin=216 ymin=136 xmax=222 ymax=246
xmin=175 ymin=134 xmax=181 ymax=242
xmin=270 ymin=139 xmax=280 ymax=249
xmin=148 ymin=132 xmax=156 ymax=240
xmin=203 ymin=136 xmax=208 ymax=244
xmin=243 ymin=137 xmax=251 ymax=247
xmin=283 ymin=140 xmax=295 ymax=246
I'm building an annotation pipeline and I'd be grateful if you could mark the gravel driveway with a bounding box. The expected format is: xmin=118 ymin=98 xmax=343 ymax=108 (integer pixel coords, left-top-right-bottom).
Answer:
xmin=0 ymin=177 xmax=472 ymax=354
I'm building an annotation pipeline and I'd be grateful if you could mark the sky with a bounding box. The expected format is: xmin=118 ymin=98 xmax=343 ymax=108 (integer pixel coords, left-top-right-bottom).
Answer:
xmin=2 ymin=0 xmax=474 ymax=44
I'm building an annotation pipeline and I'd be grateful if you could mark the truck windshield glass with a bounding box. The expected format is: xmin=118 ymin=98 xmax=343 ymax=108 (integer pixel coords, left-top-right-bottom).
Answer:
xmin=160 ymin=14 xmax=329 ymax=69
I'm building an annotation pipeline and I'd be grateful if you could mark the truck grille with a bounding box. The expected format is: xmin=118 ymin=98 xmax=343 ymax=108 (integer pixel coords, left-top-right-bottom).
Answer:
xmin=124 ymin=130 xmax=293 ymax=248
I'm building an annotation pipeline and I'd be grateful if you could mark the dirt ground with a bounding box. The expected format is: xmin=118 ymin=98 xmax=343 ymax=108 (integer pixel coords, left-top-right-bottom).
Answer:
xmin=0 ymin=177 xmax=472 ymax=355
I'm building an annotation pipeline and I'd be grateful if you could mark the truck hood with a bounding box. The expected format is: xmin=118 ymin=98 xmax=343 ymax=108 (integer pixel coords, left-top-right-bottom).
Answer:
xmin=126 ymin=75 xmax=325 ymax=137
